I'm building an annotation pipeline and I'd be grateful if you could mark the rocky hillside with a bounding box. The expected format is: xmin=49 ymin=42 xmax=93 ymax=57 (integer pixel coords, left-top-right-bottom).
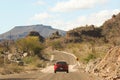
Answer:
xmin=101 ymin=13 xmax=120 ymax=45
xmin=92 ymin=46 xmax=120 ymax=80
xmin=0 ymin=24 xmax=66 ymax=40
xmin=65 ymin=25 xmax=103 ymax=43
xmin=65 ymin=12 xmax=120 ymax=44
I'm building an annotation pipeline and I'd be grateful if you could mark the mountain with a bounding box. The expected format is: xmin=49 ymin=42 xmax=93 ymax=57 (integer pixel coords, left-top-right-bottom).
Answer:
xmin=0 ymin=24 xmax=66 ymax=40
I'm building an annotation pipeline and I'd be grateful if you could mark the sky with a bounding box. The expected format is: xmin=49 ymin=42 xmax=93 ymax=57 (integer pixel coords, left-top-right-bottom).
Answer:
xmin=0 ymin=0 xmax=120 ymax=34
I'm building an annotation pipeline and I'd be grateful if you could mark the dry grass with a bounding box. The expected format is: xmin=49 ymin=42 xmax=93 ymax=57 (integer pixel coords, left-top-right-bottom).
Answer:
xmin=23 ymin=56 xmax=47 ymax=68
xmin=64 ymin=42 xmax=112 ymax=63
xmin=0 ymin=63 xmax=24 ymax=75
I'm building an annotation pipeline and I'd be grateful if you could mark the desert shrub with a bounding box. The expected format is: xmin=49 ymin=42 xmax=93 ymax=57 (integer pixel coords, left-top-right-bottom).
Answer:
xmin=9 ymin=64 xmax=23 ymax=73
xmin=0 ymin=47 xmax=3 ymax=53
xmin=36 ymin=60 xmax=47 ymax=68
xmin=50 ymin=40 xmax=63 ymax=50
xmin=83 ymin=53 xmax=96 ymax=63
xmin=23 ymin=56 xmax=38 ymax=64
xmin=23 ymin=56 xmax=46 ymax=68
xmin=16 ymin=36 xmax=44 ymax=56
xmin=0 ymin=57 xmax=4 ymax=67
xmin=1 ymin=63 xmax=23 ymax=75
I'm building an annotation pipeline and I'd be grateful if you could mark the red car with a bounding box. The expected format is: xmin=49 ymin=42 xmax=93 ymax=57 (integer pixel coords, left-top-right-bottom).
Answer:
xmin=54 ymin=61 xmax=69 ymax=73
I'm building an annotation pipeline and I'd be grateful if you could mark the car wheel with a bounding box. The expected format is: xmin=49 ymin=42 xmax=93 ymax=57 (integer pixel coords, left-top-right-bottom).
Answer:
xmin=66 ymin=70 xmax=69 ymax=73
xmin=54 ymin=71 xmax=56 ymax=73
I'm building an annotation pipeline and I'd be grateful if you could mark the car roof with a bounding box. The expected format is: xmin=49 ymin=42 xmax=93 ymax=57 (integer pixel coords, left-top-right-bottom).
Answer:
xmin=56 ymin=60 xmax=68 ymax=64
xmin=56 ymin=60 xmax=67 ymax=62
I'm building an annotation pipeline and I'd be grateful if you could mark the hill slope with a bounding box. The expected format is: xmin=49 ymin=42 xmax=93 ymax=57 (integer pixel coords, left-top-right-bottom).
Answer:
xmin=65 ymin=25 xmax=103 ymax=43
xmin=0 ymin=24 xmax=66 ymax=40
xmin=101 ymin=13 xmax=120 ymax=44
xmin=65 ymin=12 xmax=120 ymax=44
xmin=93 ymin=46 xmax=120 ymax=80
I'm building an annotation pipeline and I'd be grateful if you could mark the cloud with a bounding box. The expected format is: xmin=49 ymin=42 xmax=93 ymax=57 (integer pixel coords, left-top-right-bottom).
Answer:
xmin=34 ymin=0 xmax=45 ymax=6
xmin=76 ymin=9 xmax=120 ymax=26
xmin=48 ymin=9 xmax=120 ymax=31
xmin=51 ymin=0 xmax=108 ymax=12
xmin=29 ymin=9 xmax=120 ymax=31
xmin=31 ymin=12 xmax=52 ymax=21
xmin=47 ymin=20 xmax=75 ymax=31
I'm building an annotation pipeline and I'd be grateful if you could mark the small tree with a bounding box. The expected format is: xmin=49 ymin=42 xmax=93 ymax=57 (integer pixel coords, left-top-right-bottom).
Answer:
xmin=16 ymin=36 xmax=44 ymax=56
xmin=50 ymin=40 xmax=63 ymax=50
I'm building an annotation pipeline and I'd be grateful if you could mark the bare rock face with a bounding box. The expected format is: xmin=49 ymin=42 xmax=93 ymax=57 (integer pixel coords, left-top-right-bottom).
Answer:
xmin=27 ymin=31 xmax=44 ymax=42
xmin=85 ymin=58 xmax=101 ymax=73
xmin=93 ymin=46 xmax=120 ymax=80
xmin=49 ymin=31 xmax=61 ymax=39
xmin=65 ymin=25 xmax=103 ymax=43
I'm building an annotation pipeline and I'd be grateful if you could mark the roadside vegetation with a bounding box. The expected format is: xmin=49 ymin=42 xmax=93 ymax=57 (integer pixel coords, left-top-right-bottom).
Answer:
xmin=0 ymin=32 xmax=50 ymax=75
xmin=15 ymin=36 xmax=44 ymax=56
xmin=45 ymin=36 xmax=112 ymax=64
xmin=46 ymin=38 xmax=64 ymax=50
xmin=64 ymin=42 xmax=111 ymax=63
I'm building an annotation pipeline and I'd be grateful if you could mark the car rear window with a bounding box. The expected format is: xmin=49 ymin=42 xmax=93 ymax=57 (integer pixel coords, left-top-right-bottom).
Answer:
xmin=56 ymin=62 xmax=67 ymax=65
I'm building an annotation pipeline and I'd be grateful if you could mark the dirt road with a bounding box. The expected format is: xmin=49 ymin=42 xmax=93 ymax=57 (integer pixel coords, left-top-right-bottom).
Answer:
xmin=0 ymin=51 xmax=101 ymax=80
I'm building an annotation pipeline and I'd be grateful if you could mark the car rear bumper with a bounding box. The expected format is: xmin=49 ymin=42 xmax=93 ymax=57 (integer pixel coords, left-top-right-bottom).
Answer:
xmin=55 ymin=68 xmax=68 ymax=71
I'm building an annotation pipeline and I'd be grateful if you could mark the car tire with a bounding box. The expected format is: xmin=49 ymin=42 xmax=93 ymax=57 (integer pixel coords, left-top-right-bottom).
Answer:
xmin=54 ymin=71 xmax=56 ymax=73
xmin=66 ymin=70 xmax=69 ymax=73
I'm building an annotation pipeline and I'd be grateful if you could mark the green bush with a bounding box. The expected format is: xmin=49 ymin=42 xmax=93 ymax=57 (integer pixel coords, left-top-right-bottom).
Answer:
xmin=16 ymin=36 xmax=44 ymax=56
xmin=23 ymin=56 xmax=46 ymax=68
xmin=23 ymin=56 xmax=38 ymax=64
xmin=50 ymin=40 xmax=63 ymax=50
xmin=84 ymin=53 xmax=96 ymax=63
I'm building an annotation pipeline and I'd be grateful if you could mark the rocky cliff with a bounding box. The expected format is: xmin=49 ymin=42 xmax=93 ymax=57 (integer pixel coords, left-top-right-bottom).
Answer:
xmin=92 ymin=46 xmax=120 ymax=80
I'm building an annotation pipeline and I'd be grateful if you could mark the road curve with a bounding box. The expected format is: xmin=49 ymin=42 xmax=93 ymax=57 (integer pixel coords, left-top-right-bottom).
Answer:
xmin=0 ymin=51 xmax=101 ymax=80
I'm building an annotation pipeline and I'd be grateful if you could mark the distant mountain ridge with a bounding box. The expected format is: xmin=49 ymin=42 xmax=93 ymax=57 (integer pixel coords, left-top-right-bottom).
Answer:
xmin=0 ymin=24 xmax=66 ymax=40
